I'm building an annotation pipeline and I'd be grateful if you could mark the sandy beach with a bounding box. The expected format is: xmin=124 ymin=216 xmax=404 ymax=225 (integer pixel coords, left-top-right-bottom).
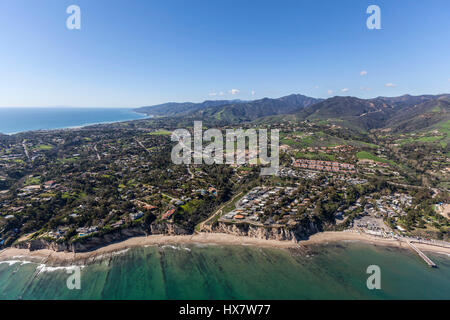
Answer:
xmin=301 ymin=231 xmax=450 ymax=256
xmin=1 ymin=231 xmax=449 ymax=265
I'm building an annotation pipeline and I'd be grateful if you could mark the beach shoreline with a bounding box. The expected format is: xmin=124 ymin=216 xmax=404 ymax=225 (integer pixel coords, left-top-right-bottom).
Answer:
xmin=1 ymin=231 xmax=449 ymax=265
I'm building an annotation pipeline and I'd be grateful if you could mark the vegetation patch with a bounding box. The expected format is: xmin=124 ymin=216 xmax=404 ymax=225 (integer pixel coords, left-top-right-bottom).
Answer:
xmin=24 ymin=176 xmax=41 ymax=186
xmin=356 ymin=151 xmax=393 ymax=164
xmin=34 ymin=144 xmax=53 ymax=151
xmin=148 ymin=130 xmax=172 ymax=136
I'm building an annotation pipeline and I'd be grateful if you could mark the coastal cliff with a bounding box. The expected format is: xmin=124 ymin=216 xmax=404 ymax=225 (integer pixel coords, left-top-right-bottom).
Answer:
xmin=14 ymin=223 xmax=190 ymax=253
xmin=12 ymin=220 xmax=318 ymax=253
xmin=209 ymin=221 xmax=320 ymax=243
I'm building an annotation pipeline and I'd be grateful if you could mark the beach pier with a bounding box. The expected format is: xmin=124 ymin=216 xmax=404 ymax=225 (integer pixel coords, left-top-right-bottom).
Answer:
xmin=407 ymin=242 xmax=437 ymax=268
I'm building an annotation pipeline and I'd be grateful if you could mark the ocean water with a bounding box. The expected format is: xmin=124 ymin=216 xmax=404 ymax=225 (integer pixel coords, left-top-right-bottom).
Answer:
xmin=0 ymin=107 xmax=147 ymax=134
xmin=0 ymin=242 xmax=449 ymax=300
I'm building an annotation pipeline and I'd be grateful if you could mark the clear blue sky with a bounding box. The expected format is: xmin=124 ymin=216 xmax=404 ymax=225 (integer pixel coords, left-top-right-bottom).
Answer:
xmin=0 ymin=0 xmax=449 ymax=107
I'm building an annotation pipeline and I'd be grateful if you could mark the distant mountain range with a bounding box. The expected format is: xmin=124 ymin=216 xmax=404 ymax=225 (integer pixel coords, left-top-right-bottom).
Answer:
xmin=382 ymin=95 xmax=450 ymax=132
xmin=134 ymin=94 xmax=322 ymax=122
xmin=190 ymin=94 xmax=323 ymax=123
xmin=135 ymin=93 xmax=450 ymax=133
xmin=295 ymin=94 xmax=450 ymax=132
xmin=134 ymin=100 xmax=245 ymax=117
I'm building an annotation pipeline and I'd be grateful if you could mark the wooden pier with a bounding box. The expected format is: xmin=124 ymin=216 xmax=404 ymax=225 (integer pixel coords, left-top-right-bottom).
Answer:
xmin=407 ymin=242 xmax=437 ymax=268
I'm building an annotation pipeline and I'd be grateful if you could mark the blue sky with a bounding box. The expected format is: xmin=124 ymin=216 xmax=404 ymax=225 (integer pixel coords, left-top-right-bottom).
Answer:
xmin=0 ymin=0 xmax=449 ymax=107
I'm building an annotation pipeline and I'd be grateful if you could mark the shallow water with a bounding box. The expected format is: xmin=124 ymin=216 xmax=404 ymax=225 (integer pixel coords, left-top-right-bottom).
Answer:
xmin=0 ymin=242 xmax=449 ymax=300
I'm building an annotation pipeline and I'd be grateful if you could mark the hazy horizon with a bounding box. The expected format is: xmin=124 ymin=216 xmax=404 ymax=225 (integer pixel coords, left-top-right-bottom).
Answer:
xmin=1 ymin=91 xmax=450 ymax=109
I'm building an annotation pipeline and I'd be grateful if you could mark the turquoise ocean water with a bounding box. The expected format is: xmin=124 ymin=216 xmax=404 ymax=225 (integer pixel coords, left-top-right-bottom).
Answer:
xmin=0 ymin=242 xmax=449 ymax=300
xmin=0 ymin=107 xmax=147 ymax=134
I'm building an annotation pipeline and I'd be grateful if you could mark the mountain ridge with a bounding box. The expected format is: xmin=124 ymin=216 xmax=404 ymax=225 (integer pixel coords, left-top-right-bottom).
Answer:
xmin=135 ymin=93 xmax=450 ymax=133
xmin=134 ymin=99 xmax=245 ymax=117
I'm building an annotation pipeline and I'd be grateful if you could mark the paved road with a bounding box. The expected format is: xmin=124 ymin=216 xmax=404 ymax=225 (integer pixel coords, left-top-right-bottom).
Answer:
xmin=93 ymin=144 xmax=101 ymax=160
xmin=187 ymin=165 xmax=194 ymax=179
xmin=22 ymin=140 xmax=30 ymax=161
xmin=197 ymin=191 xmax=243 ymax=232
xmin=135 ymin=138 xmax=153 ymax=155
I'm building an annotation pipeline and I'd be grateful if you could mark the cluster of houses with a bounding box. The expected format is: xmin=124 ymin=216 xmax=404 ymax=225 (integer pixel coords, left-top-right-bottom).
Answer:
xmin=347 ymin=193 xmax=414 ymax=235
xmin=76 ymin=226 xmax=98 ymax=237
xmin=435 ymin=202 xmax=450 ymax=219
xmin=344 ymin=193 xmax=413 ymax=220
xmin=358 ymin=158 xmax=390 ymax=168
xmin=363 ymin=193 xmax=412 ymax=218
xmin=221 ymin=186 xmax=296 ymax=225
xmin=294 ymin=159 xmax=356 ymax=173
xmin=0 ymin=177 xmax=64 ymax=217
xmin=0 ymin=154 xmax=22 ymax=161
xmin=303 ymin=145 xmax=354 ymax=154
xmin=48 ymin=227 xmax=69 ymax=239
xmin=16 ymin=178 xmax=60 ymax=198
xmin=279 ymin=167 xmax=319 ymax=179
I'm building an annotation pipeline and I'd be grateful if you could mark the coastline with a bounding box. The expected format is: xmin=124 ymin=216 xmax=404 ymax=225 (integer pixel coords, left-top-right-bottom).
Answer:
xmin=0 ymin=107 xmax=148 ymax=135
xmin=1 ymin=232 xmax=449 ymax=265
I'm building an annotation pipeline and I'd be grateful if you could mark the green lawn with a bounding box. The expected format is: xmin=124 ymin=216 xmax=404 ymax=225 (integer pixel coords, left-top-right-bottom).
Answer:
xmin=280 ymin=138 xmax=301 ymax=147
xmin=417 ymin=136 xmax=444 ymax=143
xmin=40 ymin=192 xmax=56 ymax=198
xmin=356 ymin=151 xmax=395 ymax=165
xmin=59 ymin=157 xmax=79 ymax=164
xmin=398 ymin=135 xmax=445 ymax=145
xmin=24 ymin=176 xmax=41 ymax=186
xmin=431 ymin=105 xmax=442 ymax=112
xmin=353 ymin=141 xmax=379 ymax=149
xmin=34 ymin=144 xmax=53 ymax=151
xmin=437 ymin=119 xmax=450 ymax=133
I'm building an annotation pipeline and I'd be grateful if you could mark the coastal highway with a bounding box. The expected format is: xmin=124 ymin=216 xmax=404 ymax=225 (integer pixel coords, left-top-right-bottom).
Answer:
xmin=196 ymin=191 xmax=243 ymax=233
